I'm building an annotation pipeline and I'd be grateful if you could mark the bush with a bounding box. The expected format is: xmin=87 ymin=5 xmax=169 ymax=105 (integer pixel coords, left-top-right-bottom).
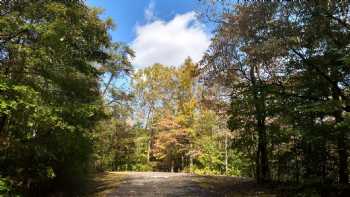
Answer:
xmin=133 ymin=163 xmax=153 ymax=172
xmin=0 ymin=177 xmax=19 ymax=196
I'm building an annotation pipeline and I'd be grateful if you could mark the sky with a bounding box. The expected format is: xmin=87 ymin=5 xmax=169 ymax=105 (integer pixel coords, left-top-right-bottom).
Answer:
xmin=87 ymin=0 xmax=212 ymax=68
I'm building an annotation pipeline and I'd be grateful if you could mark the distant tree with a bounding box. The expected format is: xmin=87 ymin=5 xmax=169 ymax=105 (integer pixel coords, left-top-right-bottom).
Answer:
xmin=132 ymin=59 xmax=239 ymax=175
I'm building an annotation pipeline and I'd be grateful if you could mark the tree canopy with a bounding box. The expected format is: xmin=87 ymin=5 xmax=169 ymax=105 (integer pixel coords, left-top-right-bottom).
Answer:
xmin=201 ymin=0 xmax=350 ymax=186
xmin=0 ymin=0 xmax=132 ymax=195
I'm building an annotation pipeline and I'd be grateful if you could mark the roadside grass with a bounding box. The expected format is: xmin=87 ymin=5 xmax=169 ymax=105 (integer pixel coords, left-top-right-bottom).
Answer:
xmin=192 ymin=175 xmax=276 ymax=197
xmin=192 ymin=175 xmax=350 ymax=197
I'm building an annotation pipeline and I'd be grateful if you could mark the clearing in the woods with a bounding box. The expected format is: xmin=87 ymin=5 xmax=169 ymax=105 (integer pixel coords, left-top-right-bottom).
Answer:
xmin=85 ymin=172 xmax=276 ymax=197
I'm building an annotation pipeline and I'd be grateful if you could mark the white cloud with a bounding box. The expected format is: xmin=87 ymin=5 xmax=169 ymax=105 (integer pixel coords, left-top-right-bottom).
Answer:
xmin=144 ymin=0 xmax=156 ymax=22
xmin=131 ymin=11 xmax=211 ymax=68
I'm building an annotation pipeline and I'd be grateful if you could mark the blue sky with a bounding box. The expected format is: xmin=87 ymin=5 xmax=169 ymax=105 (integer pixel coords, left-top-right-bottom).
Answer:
xmin=87 ymin=0 xmax=202 ymax=43
xmin=87 ymin=0 xmax=212 ymax=68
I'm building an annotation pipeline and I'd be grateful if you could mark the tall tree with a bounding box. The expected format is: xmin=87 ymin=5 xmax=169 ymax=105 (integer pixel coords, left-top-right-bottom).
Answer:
xmin=200 ymin=1 xmax=350 ymax=184
xmin=201 ymin=3 xmax=284 ymax=182
xmin=0 ymin=0 xmax=133 ymax=194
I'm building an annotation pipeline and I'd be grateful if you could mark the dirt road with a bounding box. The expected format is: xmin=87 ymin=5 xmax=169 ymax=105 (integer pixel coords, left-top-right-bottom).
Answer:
xmin=99 ymin=172 xmax=275 ymax=197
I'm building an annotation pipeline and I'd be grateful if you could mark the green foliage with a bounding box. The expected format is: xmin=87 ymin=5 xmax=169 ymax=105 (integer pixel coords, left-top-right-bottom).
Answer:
xmin=0 ymin=177 xmax=12 ymax=195
xmin=129 ymin=60 xmax=244 ymax=175
xmin=0 ymin=0 xmax=133 ymax=195
xmin=4 ymin=1 xmax=350 ymax=196
xmin=195 ymin=136 xmax=223 ymax=175
xmin=201 ymin=0 xmax=350 ymax=185
xmin=226 ymin=150 xmax=250 ymax=176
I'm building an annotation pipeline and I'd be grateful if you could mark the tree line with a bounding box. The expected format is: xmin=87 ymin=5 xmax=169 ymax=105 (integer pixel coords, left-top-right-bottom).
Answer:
xmin=94 ymin=59 xmax=244 ymax=176
xmin=200 ymin=0 xmax=350 ymax=186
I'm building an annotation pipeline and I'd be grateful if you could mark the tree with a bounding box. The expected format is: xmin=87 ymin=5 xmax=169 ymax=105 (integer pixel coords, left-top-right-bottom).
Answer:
xmin=201 ymin=3 xmax=284 ymax=182
xmin=153 ymin=113 xmax=192 ymax=172
xmin=277 ymin=1 xmax=350 ymax=184
xmin=200 ymin=1 xmax=350 ymax=185
xmin=133 ymin=64 xmax=178 ymax=162
xmin=0 ymin=0 xmax=133 ymax=194
xmin=132 ymin=59 xmax=238 ymax=175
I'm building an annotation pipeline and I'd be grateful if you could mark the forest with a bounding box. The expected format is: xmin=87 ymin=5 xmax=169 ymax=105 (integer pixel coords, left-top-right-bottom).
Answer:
xmin=1 ymin=0 xmax=350 ymax=196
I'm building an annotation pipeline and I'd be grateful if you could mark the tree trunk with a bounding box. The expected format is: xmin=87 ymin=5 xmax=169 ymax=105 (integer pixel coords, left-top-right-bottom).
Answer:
xmin=171 ymin=160 xmax=174 ymax=173
xmin=225 ymin=133 xmax=228 ymax=175
xmin=147 ymin=140 xmax=151 ymax=162
xmin=256 ymin=116 xmax=269 ymax=183
xmin=250 ymin=66 xmax=269 ymax=183
xmin=181 ymin=155 xmax=184 ymax=171
xmin=277 ymin=146 xmax=281 ymax=182
xmin=337 ymin=131 xmax=348 ymax=184
xmin=0 ymin=115 xmax=6 ymax=133
xmin=295 ymin=148 xmax=300 ymax=184
xmin=332 ymin=87 xmax=349 ymax=184
xmin=189 ymin=144 xmax=193 ymax=173
xmin=335 ymin=112 xmax=348 ymax=184
xmin=145 ymin=105 xmax=154 ymax=162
